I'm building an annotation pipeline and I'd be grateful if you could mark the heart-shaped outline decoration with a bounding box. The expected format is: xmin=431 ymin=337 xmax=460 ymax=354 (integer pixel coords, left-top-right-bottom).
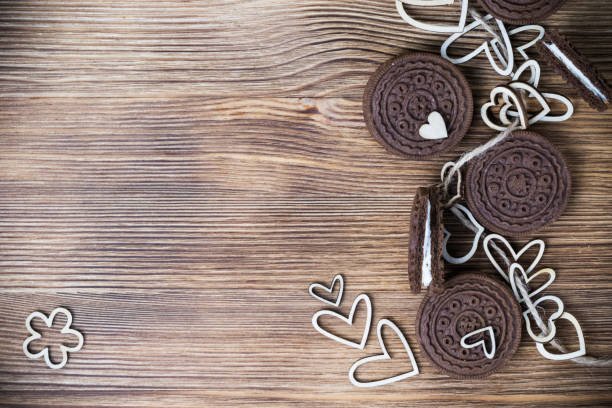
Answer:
xmin=419 ymin=111 xmax=448 ymax=140
xmin=312 ymin=294 xmax=372 ymax=350
xmin=441 ymin=13 xmax=514 ymax=76
xmin=481 ymin=85 xmax=528 ymax=131
xmin=23 ymin=307 xmax=84 ymax=369
xmin=509 ymin=263 xmax=556 ymax=303
xmin=491 ymin=25 xmax=545 ymax=66
xmin=348 ymin=318 xmax=419 ymax=387
xmin=523 ymin=295 xmax=564 ymax=343
xmin=460 ymin=326 xmax=496 ymax=359
xmin=513 ymin=59 xmax=541 ymax=88
xmin=309 ymin=274 xmax=344 ymax=307
xmin=500 ymin=81 xmax=551 ymax=127
xmin=442 ymin=203 xmax=485 ymax=264
xmin=395 ymin=0 xmax=468 ymax=33
xmin=535 ymin=312 xmax=586 ymax=360
xmin=483 ymin=234 xmax=545 ymax=282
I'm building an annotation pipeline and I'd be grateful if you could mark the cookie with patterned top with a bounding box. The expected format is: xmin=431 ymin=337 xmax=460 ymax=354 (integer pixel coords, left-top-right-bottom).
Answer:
xmin=477 ymin=0 xmax=566 ymax=25
xmin=465 ymin=130 xmax=570 ymax=237
xmin=363 ymin=53 xmax=473 ymax=160
xmin=416 ymin=273 xmax=522 ymax=379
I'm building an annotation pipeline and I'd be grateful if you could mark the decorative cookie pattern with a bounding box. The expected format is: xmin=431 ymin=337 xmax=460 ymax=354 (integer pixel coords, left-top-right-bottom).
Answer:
xmin=416 ymin=273 xmax=521 ymax=379
xmin=477 ymin=0 xmax=567 ymax=25
xmin=363 ymin=53 xmax=473 ymax=159
xmin=465 ymin=131 xmax=570 ymax=237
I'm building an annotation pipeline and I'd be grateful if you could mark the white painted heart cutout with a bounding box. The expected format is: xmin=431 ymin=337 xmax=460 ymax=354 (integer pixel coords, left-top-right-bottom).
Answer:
xmin=523 ymin=295 xmax=564 ymax=343
xmin=442 ymin=203 xmax=485 ymax=264
xmin=312 ymin=294 xmax=372 ymax=350
xmin=396 ymin=0 xmax=467 ymax=33
xmin=460 ymin=326 xmax=496 ymax=359
xmin=349 ymin=318 xmax=419 ymax=387
xmin=483 ymin=234 xmax=545 ymax=283
xmin=441 ymin=13 xmax=514 ymax=76
xmin=535 ymin=312 xmax=586 ymax=360
xmin=503 ymin=61 xmax=574 ymax=124
xmin=481 ymin=85 xmax=528 ymax=131
xmin=509 ymin=263 xmax=556 ymax=303
xmin=419 ymin=111 xmax=448 ymax=140
xmin=309 ymin=274 xmax=344 ymax=307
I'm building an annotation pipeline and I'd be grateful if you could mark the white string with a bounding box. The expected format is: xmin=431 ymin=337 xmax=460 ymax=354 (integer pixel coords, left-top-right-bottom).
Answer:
xmin=469 ymin=8 xmax=510 ymax=63
xmin=441 ymin=120 xmax=519 ymax=201
xmin=449 ymin=204 xmax=612 ymax=366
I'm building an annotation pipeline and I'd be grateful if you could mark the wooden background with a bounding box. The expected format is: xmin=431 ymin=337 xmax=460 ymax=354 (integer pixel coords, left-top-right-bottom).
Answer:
xmin=1 ymin=1 xmax=611 ymax=406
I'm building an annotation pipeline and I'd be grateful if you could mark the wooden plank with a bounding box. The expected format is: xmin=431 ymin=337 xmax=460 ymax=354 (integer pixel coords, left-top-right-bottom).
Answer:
xmin=1 ymin=0 xmax=612 ymax=406
xmin=0 ymin=1 xmax=611 ymax=98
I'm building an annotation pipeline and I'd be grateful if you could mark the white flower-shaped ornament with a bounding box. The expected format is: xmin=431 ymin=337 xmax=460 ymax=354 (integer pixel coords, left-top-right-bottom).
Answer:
xmin=23 ymin=307 xmax=84 ymax=369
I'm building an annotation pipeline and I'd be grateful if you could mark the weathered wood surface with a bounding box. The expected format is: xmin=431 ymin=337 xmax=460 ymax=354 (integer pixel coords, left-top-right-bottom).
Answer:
xmin=0 ymin=1 xmax=611 ymax=407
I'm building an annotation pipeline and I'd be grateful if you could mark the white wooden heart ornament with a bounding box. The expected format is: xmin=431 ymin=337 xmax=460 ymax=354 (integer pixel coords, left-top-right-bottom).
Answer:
xmin=509 ymin=263 xmax=556 ymax=303
xmin=535 ymin=312 xmax=586 ymax=360
xmin=309 ymin=274 xmax=344 ymax=307
xmin=441 ymin=13 xmax=514 ymax=76
xmin=419 ymin=111 xmax=448 ymax=140
xmin=312 ymin=294 xmax=372 ymax=350
xmin=499 ymin=81 xmax=550 ymax=127
xmin=481 ymin=85 xmax=528 ymax=131
xmin=483 ymin=234 xmax=545 ymax=283
xmin=460 ymin=326 xmax=496 ymax=359
xmin=490 ymin=25 xmax=545 ymax=66
xmin=349 ymin=318 xmax=419 ymax=387
xmin=523 ymin=295 xmax=564 ymax=343
xmin=442 ymin=204 xmax=485 ymax=264
xmin=395 ymin=0 xmax=467 ymax=33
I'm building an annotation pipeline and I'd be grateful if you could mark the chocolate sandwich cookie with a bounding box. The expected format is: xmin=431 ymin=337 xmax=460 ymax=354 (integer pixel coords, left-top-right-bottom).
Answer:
xmin=537 ymin=30 xmax=612 ymax=112
xmin=408 ymin=186 xmax=444 ymax=293
xmin=363 ymin=53 xmax=473 ymax=160
xmin=477 ymin=0 xmax=566 ymax=25
xmin=465 ymin=130 xmax=570 ymax=237
xmin=416 ymin=273 xmax=522 ymax=379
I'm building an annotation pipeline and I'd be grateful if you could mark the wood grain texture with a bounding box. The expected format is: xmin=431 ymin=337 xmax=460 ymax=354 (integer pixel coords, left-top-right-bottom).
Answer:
xmin=0 ymin=1 xmax=611 ymax=407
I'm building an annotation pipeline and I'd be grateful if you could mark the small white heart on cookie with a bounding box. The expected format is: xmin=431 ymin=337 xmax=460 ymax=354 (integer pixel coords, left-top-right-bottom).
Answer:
xmin=460 ymin=326 xmax=496 ymax=359
xmin=419 ymin=111 xmax=448 ymax=140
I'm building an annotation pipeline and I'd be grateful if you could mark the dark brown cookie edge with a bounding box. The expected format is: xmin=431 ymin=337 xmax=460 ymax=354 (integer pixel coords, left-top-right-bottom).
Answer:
xmin=464 ymin=130 xmax=571 ymax=237
xmin=537 ymin=30 xmax=611 ymax=112
xmin=362 ymin=52 xmax=473 ymax=160
xmin=415 ymin=272 xmax=523 ymax=380
xmin=476 ymin=0 xmax=567 ymax=25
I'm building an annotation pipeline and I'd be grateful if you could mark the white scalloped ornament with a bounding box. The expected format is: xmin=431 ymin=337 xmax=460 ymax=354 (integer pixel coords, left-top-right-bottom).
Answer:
xmin=23 ymin=307 xmax=84 ymax=369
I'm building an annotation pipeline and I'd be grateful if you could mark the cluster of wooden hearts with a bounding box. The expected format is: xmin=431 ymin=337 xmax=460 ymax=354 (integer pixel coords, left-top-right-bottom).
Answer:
xmin=309 ymin=275 xmax=419 ymax=387
xmin=308 ymin=275 xmax=497 ymax=386
xmin=444 ymin=205 xmax=586 ymax=360
xmin=397 ymin=1 xmax=575 ymax=132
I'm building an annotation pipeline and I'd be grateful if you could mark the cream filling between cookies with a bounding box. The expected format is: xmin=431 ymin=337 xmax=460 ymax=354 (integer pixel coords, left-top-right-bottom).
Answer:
xmin=543 ymin=41 xmax=608 ymax=102
xmin=421 ymin=199 xmax=432 ymax=287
